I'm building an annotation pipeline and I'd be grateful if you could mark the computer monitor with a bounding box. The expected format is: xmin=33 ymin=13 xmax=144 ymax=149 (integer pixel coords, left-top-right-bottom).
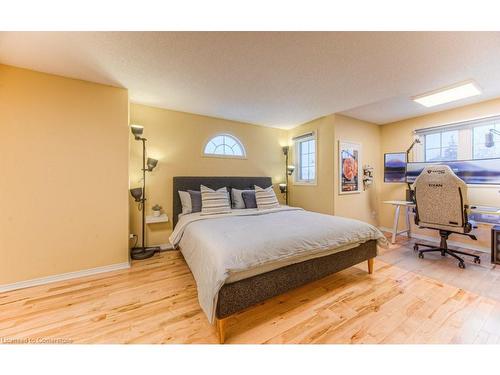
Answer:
xmin=406 ymin=158 xmax=500 ymax=185
xmin=384 ymin=152 xmax=407 ymax=183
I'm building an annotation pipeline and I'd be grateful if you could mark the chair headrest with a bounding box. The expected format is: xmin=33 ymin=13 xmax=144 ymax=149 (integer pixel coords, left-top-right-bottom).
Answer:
xmin=414 ymin=165 xmax=466 ymax=188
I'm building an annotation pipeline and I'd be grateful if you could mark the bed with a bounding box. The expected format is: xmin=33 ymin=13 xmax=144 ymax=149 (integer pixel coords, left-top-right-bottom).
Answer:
xmin=170 ymin=176 xmax=387 ymax=343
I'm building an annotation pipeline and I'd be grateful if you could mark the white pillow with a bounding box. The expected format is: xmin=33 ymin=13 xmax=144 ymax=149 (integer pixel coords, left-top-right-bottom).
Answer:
xmin=200 ymin=185 xmax=231 ymax=215
xmin=178 ymin=191 xmax=192 ymax=214
xmin=254 ymin=185 xmax=280 ymax=210
xmin=231 ymin=188 xmax=254 ymax=209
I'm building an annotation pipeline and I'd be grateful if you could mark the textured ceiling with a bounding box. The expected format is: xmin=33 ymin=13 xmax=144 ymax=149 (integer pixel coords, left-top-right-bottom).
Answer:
xmin=1 ymin=32 xmax=500 ymax=128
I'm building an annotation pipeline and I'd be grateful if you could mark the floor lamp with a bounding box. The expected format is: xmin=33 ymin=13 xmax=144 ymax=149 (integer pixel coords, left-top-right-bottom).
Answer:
xmin=282 ymin=146 xmax=295 ymax=205
xmin=130 ymin=124 xmax=160 ymax=260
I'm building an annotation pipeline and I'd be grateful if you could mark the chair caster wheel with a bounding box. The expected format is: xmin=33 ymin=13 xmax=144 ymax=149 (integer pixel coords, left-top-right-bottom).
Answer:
xmin=418 ymin=252 xmax=424 ymax=259
xmin=459 ymin=262 xmax=466 ymax=269
xmin=413 ymin=244 xmax=419 ymax=252
xmin=474 ymin=258 xmax=481 ymax=264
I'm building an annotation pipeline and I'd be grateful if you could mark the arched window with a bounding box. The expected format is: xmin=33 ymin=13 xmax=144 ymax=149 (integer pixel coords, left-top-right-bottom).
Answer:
xmin=203 ymin=134 xmax=246 ymax=158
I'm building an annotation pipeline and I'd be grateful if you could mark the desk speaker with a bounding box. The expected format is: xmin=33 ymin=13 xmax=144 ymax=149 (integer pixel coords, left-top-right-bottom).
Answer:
xmin=492 ymin=226 xmax=500 ymax=265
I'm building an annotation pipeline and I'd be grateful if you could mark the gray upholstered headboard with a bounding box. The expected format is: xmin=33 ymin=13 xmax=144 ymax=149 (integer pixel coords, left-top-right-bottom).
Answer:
xmin=172 ymin=176 xmax=273 ymax=227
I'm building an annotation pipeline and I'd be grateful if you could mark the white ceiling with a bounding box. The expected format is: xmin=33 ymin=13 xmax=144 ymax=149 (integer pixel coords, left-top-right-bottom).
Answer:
xmin=1 ymin=32 xmax=500 ymax=128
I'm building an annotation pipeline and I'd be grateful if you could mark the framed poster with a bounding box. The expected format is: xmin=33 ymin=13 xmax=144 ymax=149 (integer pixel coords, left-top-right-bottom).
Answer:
xmin=339 ymin=140 xmax=362 ymax=194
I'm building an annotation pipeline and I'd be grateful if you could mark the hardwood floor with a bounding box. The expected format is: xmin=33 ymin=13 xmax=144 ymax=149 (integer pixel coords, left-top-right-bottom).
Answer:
xmin=1 ymin=236 xmax=500 ymax=344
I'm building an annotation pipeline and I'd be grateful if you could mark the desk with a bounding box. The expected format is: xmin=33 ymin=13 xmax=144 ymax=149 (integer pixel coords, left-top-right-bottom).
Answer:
xmin=383 ymin=201 xmax=500 ymax=245
xmin=383 ymin=200 xmax=415 ymax=244
xmin=469 ymin=206 xmax=500 ymax=225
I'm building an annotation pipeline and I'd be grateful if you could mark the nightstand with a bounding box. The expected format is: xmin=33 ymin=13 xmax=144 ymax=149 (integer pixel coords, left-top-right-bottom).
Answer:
xmin=145 ymin=214 xmax=169 ymax=224
xmin=145 ymin=214 xmax=173 ymax=250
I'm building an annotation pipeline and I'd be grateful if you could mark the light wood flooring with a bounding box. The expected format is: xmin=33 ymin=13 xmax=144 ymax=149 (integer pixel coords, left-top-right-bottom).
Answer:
xmin=1 ymin=235 xmax=500 ymax=344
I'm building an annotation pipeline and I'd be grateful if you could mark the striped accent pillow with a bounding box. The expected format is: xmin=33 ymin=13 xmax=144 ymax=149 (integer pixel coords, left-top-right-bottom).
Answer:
xmin=254 ymin=185 xmax=280 ymax=210
xmin=200 ymin=185 xmax=231 ymax=215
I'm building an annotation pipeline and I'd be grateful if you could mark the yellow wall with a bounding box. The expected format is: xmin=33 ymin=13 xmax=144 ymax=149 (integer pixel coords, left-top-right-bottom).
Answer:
xmin=333 ymin=114 xmax=381 ymax=226
xmin=0 ymin=65 xmax=130 ymax=285
xmin=288 ymin=115 xmax=336 ymax=215
xmin=129 ymin=103 xmax=288 ymax=246
xmin=380 ymin=98 xmax=500 ymax=249
xmin=287 ymin=114 xmax=381 ymax=225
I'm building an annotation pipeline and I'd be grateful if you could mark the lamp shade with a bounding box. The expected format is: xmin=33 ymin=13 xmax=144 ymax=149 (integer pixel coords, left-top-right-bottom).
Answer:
xmin=131 ymin=124 xmax=144 ymax=140
xmin=282 ymin=146 xmax=289 ymax=156
xmin=130 ymin=187 xmax=143 ymax=202
xmin=287 ymin=165 xmax=295 ymax=175
xmin=146 ymin=157 xmax=158 ymax=171
xmin=279 ymin=183 xmax=287 ymax=193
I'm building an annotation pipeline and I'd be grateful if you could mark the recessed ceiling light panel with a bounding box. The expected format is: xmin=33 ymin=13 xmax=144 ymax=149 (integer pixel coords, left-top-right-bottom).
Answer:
xmin=413 ymin=81 xmax=481 ymax=108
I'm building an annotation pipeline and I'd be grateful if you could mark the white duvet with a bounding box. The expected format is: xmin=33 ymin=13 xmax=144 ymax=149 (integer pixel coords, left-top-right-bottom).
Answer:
xmin=169 ymin=206 xmax=388 ymax=323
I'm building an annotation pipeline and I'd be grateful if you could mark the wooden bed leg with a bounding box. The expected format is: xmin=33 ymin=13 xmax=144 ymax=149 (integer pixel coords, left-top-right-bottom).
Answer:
xmin=367 ymin=258 xmax=374 ymax=274
xmin=216 ymin=318 xmax=226 ymax=344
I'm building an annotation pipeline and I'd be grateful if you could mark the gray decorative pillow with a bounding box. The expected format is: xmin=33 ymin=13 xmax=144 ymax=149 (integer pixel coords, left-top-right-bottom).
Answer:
xmin=231 ymin=188 xmax=254 ymax=209
xmin=178 ymin=191 xmax=192 ymax=214
xmin=254 ymin=185 xmax=280 ymax=210
xmin=187 ymin=190 xmax=202 ymax=213
xmin=241 ymin=191 xmax=257 ymax=209
xmin=200 ymin=185 xmax=231 ymax=215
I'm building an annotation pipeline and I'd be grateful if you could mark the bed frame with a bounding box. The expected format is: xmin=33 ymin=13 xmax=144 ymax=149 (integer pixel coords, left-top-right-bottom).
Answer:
xmin=172 ymin=176 xmax=377 ymax=343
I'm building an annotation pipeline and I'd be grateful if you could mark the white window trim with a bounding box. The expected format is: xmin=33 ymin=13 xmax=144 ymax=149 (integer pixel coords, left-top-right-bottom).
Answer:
xmin=414 ymin=115 xmax=500 ymax=187
xmin=202 ymin=133 xmax=247 ymax=159
xmin=415 ymin=114 xmax=500 ymax=163
xmin=293 ymin=132 xmax=317 ymax=186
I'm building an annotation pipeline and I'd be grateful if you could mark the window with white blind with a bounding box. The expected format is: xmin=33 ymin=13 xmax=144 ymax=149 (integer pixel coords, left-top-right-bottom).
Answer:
xmin=293 ymin=132 xmax=317 ymax=184
xmin=416 ymin=115 xmax=500 ymax=162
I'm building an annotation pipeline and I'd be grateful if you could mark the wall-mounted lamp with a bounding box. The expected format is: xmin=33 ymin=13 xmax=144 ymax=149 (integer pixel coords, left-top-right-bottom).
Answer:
xmin=486 ymin=129 xmax=500 ymax=148
xmin=279 ymin=183 xmax=287 ymax=194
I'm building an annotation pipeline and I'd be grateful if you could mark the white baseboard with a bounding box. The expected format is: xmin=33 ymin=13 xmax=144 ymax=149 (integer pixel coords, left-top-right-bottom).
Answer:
xmin=379 ymin=226 xmax=490 ymax=253
xmin=159 ymin=242 xmax=174 ymax=251
xmin=0 ymin=262 xmax=131 ymax=293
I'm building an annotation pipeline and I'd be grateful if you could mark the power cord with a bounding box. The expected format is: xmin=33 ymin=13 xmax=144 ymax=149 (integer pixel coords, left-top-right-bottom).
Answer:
xmin=129 ymin=234 xmax=138 ymax=249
